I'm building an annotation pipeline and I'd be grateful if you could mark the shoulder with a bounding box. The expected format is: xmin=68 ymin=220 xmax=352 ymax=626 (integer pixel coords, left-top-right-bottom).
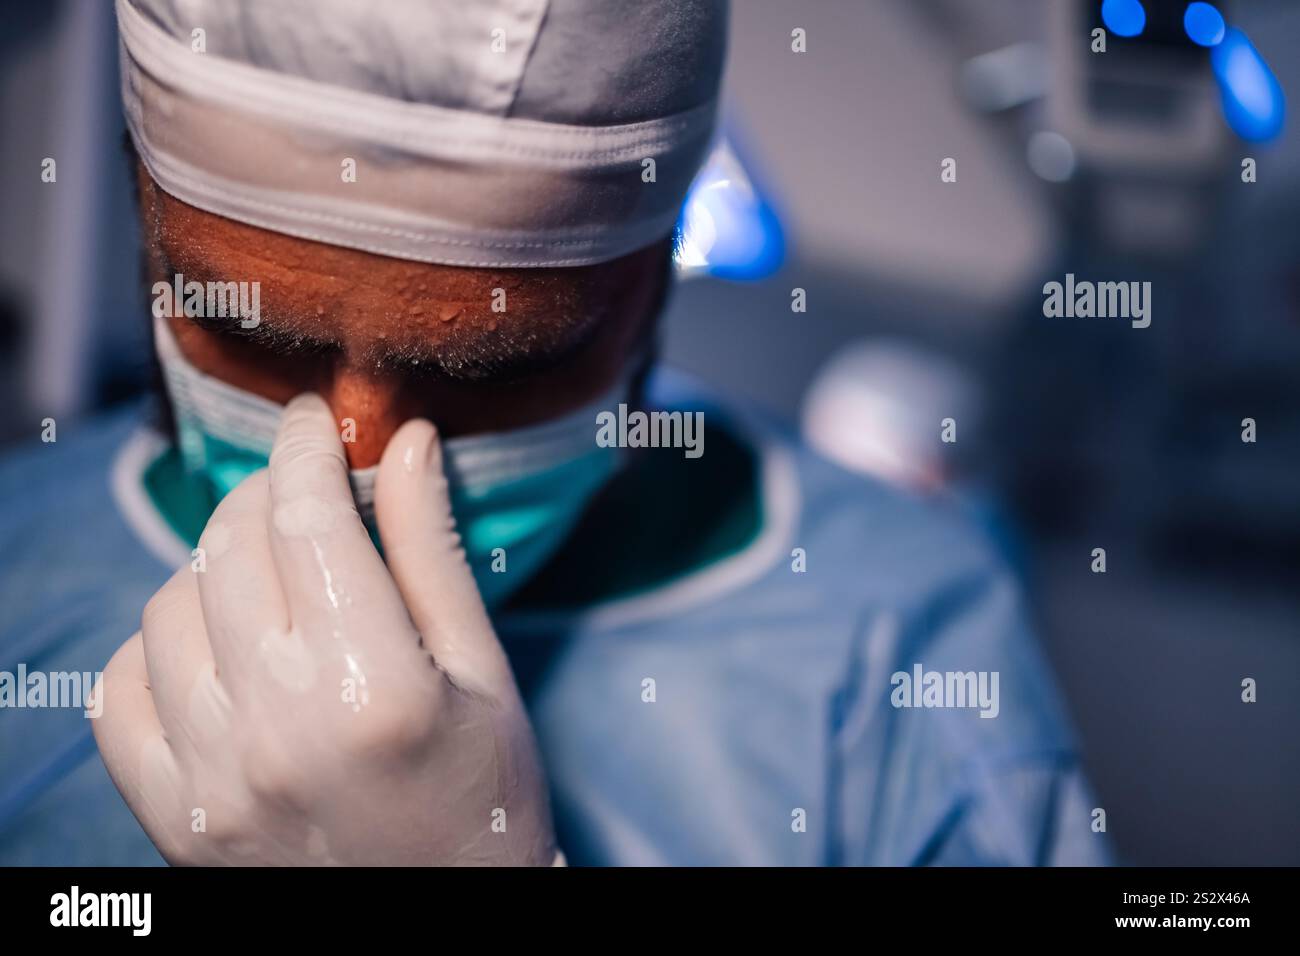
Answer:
xmin=767 ymin=419 xmax=1098 ymax=862
xmin=524 ymin=388 xmax=1090 ymax=863
xmin=774 ymin=418 xmax=1078 ymax=747
xmin=528 ymin=379 xmax=1069 ymax=743
xmin=784 ymin=425 xmax=1004 ymax=606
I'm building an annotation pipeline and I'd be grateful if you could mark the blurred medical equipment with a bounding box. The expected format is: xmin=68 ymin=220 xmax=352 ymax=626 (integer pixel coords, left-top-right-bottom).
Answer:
xmin=956 ymin=2 xmax=1284 ymax=257
xmin=675 ymin=135 xmax=785 ymax=280
xmin=1044 ymin=0 xmax=1282 ymax=255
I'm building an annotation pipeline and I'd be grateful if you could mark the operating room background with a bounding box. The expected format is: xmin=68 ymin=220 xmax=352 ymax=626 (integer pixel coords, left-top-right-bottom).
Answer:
xmin=1 ymin=0 xmax=1296 ymax=864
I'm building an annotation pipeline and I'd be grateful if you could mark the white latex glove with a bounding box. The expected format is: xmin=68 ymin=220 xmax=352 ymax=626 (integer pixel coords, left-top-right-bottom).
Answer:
xmin=93 ymin=394 xmax=558 ymax=866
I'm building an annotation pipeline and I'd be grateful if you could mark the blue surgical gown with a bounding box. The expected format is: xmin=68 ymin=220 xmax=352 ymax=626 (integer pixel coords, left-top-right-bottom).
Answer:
xmin=0 ymin=378 xmax=1109 ymax=866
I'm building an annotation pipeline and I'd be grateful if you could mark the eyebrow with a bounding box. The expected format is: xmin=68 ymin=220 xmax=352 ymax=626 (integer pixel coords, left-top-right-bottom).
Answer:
xmin=186 ymin=311 xmax=335 ymax=356
xmin=184 ymin=311 xmax=588 ymax=385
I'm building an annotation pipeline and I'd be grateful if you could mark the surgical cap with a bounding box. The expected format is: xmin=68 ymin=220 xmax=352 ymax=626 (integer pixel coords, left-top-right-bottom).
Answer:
xmin=116 ymin=0 xmax=728 ymax=267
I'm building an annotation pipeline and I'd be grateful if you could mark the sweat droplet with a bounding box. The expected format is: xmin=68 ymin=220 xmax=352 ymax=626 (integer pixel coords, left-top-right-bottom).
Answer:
xmin=438 ymin=307 xmax=461 ymax=323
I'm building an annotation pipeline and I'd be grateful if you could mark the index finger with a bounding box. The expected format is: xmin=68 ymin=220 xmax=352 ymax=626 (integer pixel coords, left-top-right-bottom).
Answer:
xmin=266 ymin=394 xmax=414 ymax=650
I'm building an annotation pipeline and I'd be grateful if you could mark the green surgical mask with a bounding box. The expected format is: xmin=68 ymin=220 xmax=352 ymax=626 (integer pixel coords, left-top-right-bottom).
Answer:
xmin=154 ymin=317 xmax=623 ymax=608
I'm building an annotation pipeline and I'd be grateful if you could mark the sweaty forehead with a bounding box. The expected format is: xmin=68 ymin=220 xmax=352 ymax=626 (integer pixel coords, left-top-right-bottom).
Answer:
xmin=140 ymin=167 xmax=654 ymax=376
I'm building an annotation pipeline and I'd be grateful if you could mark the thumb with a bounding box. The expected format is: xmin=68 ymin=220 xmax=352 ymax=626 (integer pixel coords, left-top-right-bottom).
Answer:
xmin=374 ymin=419 xmax=512 ymax=696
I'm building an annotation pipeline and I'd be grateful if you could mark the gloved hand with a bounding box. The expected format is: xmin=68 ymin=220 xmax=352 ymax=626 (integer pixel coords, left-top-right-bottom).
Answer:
xmin=92 ymin=395 xmax=559 ymax=866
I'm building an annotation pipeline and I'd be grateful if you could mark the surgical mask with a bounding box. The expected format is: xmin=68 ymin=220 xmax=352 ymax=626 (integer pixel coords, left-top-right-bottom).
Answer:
xmin=154 ymin=317 xmax=623 ymax=608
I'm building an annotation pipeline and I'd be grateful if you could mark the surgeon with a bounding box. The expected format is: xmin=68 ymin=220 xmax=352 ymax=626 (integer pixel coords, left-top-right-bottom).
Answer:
xmin=0 ymin=0 xmax=1108 ymax=865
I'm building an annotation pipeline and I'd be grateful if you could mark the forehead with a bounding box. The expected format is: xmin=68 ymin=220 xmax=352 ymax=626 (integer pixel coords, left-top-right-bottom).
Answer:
xmin=141 ymin=169 xmax=644 ymax=370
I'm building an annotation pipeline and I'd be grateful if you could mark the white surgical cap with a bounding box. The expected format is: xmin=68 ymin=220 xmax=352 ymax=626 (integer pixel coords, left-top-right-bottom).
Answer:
xmin=116 ymin=0 xmax=727 ymax=267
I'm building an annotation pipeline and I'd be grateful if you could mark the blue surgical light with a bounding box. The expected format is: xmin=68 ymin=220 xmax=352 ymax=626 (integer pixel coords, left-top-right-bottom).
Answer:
xmin=1183 ymin=2 xmax=1225 ymax=47
xmin=1212 ymin=28 xmax=1286 ymax=142
xmin=1101 ymin=0 xmax=1146 ymax=38
xmin=675 ymin=139 xmax=784 ymax=281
